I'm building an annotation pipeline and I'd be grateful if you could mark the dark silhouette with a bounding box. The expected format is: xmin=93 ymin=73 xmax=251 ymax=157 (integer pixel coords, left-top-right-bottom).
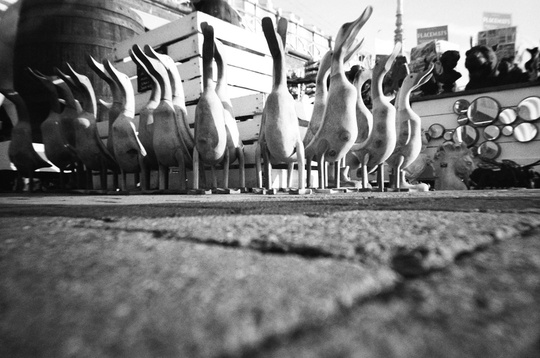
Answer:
xmin=191 ymin=0 xmax=244 ymax=27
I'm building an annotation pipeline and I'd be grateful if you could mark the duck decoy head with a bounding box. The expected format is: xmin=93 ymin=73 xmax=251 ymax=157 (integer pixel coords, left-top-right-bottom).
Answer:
xmin=334 ymin=6 xmax=373 ymax=56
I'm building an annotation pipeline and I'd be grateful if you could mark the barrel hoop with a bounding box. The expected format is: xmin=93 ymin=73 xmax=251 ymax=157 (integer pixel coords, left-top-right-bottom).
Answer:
xmin=15 ymin=35 xmax=117 ymax=49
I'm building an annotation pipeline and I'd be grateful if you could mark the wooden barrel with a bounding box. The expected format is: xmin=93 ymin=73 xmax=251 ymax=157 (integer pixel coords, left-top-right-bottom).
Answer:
xmin=13 ymin=0 xmax=144 ymax=141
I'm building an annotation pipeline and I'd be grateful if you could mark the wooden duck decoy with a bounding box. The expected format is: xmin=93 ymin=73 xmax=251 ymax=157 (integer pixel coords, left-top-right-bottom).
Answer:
xmin=304 ymin=7 xmax=373 ymax=190
xmin=342 ymin=65 xmax=374 ymax=187
xmin=387 ymin=62 xmax=434 ymax=190
xmin=2 ymin=89 xmax=52 ymax=191
xmin=143 ymin=45 xmax=195 ymax=155
xmin=103 ymin=59 xmax=147 ymax=191
xmin=27 ymin=68 xmax=78 ymax=189
xmin=303 ymin=44 xmax=363 ymax=149
xmin=129 ymin=48 xmax=160 ymax=190
xmin=213 ymin=36 xmax=246 ymax=190
xmin=49 ymin=70 xmax=89 ymax=189
xmin=303 ymin=50 xmax=332 ymax=148
xmin=86 ymin=54 xmax=122 ymax=188
xmin=255 ymin=17 xmax=309 ymax=194
xmin=56 ymin=63 xmax=118 ymax=191
xmin=349 ymin=41 xmax=402 ymax=191
xmin=131 ymin=44 xmax=190 ymax=191
xmin=192 ymin=23 xmax=229 ymax=190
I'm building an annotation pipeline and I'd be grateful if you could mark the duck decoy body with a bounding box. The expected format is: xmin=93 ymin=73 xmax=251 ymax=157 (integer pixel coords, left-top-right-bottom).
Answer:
xmin=129 ymin=48 xmax=160 ymax=189
xmin=304 ymin=6 xmax=373 ymax=189
xmin=57 ymin=64 xmax=118 ymax=190
xmin=303 ymin=50 xmax=332 ymax=148
xmin=349 ymin=42 xmax=402 ymax=190
xmin=27 ymin=69 xmax=78 ymax=186
xmin=132 ymin=44 xmax=190 ymax=191
xmin=103 ymin=60 xmax=147 ymax=191
xmin=86 ymin=55 xmax=123 ymax=161
xmin=193 ymin=23 xmax=229 ymax=189
xmin=342 ymin=65 xmax=374 ymax=187
xmin=213 ymin=36 xmax=245 ymax=189
xmin=143 ymin=45 xmax=195 ymax=155
xmin=304 ymin=41 xmax=366 ymax=149
xmin=387 ymin=62 xmax=434 ymax=189
xmin=2 ymin=89 xmax=52 ymax=191
xmin=256 ymin=17 xmax=309 ymax=193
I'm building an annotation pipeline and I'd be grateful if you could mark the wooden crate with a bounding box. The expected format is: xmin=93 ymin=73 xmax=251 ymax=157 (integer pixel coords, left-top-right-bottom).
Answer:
xmin=112 ymin=11 xmax=273 ymax=112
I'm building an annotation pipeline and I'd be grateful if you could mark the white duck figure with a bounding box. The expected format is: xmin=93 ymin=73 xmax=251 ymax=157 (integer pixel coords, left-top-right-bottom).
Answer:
xmin=256 ymin=17 xmax=309 ymax=194
xmin=27 ymin=68 xmax=78 ymax=188
xmin=103 ymin=59 xmax=147 ymax=191
xmin=131 ymin=44 xmax=191 ymax=191
xmin=303 ymin=44 xmax=363 ymax=149
xmin=86 ymin=54 xmax=122 ymax=188
xmin=342 ymin=65 xmax=373 ymax=187
xmin=2 ymin=89 xmax=52 ymax=191
xmin=349 ymin=42 xmax=402 ymax=191
xmin=304 ymin=6 xmax=373 ymax=190
xmin=143 ymin=45 xmax=195 ymax=156
xmin=214 ymin=37 xmax=246 ymax=189
xmin=193 ymin=22 xmax=229 ymax=190
xmin=129 ymin=48 xmax=160 ymax=190
xmin=303 ymin=50 xmax=332 ymax=149
xmin=387 ymin=62 xmax=434 ymax=190
xmin=57 ymin=64 xmax=118 ymax=191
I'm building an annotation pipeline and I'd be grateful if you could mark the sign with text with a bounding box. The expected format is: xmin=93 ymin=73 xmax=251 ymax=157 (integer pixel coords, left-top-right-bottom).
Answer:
xmin=483 ymin=12 xmax=512 ymax=30
xmin=417 ymin=25 xmax=448 ymax=45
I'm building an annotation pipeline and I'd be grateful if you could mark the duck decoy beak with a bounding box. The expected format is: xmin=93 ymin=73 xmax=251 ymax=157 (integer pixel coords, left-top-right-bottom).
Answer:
xmin=384 ymin=42 xmax=402 ymax=73
xmin=417 ymin=62 xmax=435 ymax=87
xmin=335 ymin=6 xmax=373 ymax=54
xmin=277 ymin=17 xmax=288 ymax=48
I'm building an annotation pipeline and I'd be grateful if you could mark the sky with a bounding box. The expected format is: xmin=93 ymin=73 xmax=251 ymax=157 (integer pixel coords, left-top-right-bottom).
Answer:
xmin=270 ymin=0 xmax=539 ymax=57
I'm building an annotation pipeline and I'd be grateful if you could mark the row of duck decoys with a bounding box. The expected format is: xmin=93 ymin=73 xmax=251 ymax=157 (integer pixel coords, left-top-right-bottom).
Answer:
xmin=258 ymin=5 xmax=434 ymax=193
xmin=5 ymin=6 xmax=433 ymax=193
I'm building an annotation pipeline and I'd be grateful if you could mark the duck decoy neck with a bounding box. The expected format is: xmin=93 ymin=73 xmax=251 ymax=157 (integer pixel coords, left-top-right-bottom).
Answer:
xmin=316 ymin=50 xmax=332 ymax=87
xmin=201 ymin=22 xmax=216 ymax=89
xmin=139 ymin=44 xmax=173 ymax=101
xmin=372 ymin=42 xmax=402 ymax=100
xmin=27 ymin=68 xmax=62 ymax=113
xmin=213 ymin=39 xmax=228 ymax=93
xmin=0 ymin=90 xmax=30 ymax=122
xmin=65 ymin=63 xmax=97 ymax=115
xmin=104 ymin=60 xmax=135 ymax=116
xmin=262 ymin=17 xmax=287 ymax=89
xmin=144 ymin=45 xmax=185 ymax=100
xmin=86 ymin=54 xmax=123 ymax=103
xmin=52 ymin=69 xmax=79 ymax=110
xmin=129 ymin=48 xmax=161 ymax=104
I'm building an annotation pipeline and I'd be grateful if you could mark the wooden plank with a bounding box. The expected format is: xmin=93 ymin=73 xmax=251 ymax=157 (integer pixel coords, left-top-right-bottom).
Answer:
xmin=114 ymin=11 xmax=270 ymax=62
xmin=237 ymin=117 xmax=261 ymax=142
xmin=129 ymin=58 xmax=271 ymax=95
xmin=167 ymin=34 xmax=273 ymax=75
xmin=113 ymin=12 xmax=199 ymax=61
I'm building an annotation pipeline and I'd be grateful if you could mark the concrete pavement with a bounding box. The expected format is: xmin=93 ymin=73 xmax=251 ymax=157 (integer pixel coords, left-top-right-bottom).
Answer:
xmin=1 ymin=189 xmax=539 ymax=357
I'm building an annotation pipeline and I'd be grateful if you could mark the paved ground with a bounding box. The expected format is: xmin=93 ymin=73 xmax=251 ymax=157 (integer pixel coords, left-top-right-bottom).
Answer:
xmin=1 ymin=189 xmax=540 ymax=357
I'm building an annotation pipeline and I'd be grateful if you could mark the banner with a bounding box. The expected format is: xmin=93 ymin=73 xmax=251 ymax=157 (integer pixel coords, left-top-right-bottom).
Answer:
xmin=483 ymin=12 xmax=512 ymax=30
xmin=417 ymin=25 xmax=448 ymax=45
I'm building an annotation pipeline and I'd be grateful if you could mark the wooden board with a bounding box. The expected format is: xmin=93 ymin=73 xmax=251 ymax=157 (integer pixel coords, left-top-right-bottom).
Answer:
xmin=114 ymin=11 xmax=271 ymax=62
